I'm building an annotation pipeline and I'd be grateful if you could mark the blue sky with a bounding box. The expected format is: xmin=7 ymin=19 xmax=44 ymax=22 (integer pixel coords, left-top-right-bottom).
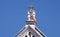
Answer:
xmin=0 ymin=0 xmax=60 ymax=37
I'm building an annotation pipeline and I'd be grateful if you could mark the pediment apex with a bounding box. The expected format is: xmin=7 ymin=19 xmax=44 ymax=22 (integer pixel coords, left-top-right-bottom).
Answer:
xmin=15 ymin=26 xmax=45 ymax=37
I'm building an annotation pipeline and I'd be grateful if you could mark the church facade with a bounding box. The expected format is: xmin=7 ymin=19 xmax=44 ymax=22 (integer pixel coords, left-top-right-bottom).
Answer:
xmin=15 ymin=5 xmax=46 ymax=37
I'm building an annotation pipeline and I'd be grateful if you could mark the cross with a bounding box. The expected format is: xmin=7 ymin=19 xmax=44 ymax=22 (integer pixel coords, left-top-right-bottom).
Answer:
xmin=29 ymin=4 xmax=34 ymax=9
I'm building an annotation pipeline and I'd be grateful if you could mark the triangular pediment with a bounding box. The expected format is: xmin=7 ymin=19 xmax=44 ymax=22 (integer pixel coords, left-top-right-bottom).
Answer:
xmin=15 ymin=26 xmax=45 ymax=37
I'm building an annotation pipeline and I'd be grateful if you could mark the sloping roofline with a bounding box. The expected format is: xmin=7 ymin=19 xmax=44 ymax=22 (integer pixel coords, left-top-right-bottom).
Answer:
xmin=15 ymin=26 xmax=46 ymax=37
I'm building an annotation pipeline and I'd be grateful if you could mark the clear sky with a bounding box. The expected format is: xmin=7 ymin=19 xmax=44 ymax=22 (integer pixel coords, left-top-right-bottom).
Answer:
xmin=0 ymin=0 xmax=60 ymax=37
